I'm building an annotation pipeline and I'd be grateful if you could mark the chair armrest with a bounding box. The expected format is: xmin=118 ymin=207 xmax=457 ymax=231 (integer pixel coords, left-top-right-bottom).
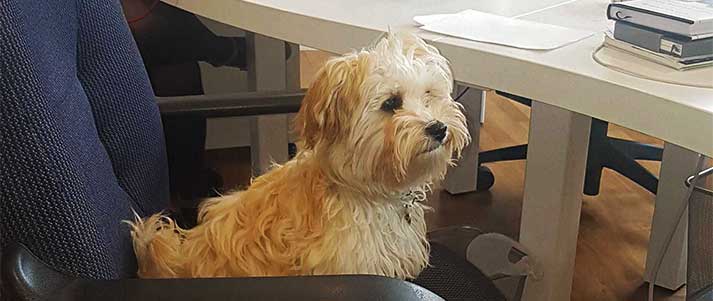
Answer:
xmin=156 ymin=90 xmax=304 ymax=118
xmin=2 ymin=243 xmax=443 ymax=301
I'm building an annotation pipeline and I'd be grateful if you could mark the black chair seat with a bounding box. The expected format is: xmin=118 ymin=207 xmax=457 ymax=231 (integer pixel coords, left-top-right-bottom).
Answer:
xmin=2 ymin=243 xmax=444 ymax=301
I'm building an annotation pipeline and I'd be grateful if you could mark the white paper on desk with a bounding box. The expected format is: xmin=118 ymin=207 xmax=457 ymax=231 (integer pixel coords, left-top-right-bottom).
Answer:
xmin=413 ymin=13 xmax=453 ymax=26
xmin=416 ymin=10 xmax=595 ymax=50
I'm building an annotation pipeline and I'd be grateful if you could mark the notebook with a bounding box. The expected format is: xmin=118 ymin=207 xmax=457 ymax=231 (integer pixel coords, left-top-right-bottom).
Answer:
xmin=603 ymin=33 xmax=713 ymax=70
xmin=607 ymin=0 xmax=713 ymax=39
xmin=614 ymin=21 xmax=713 ymax=59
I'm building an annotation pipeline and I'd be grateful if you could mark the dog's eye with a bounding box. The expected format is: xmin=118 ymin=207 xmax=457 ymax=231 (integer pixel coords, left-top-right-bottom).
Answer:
xmin=381 ymin=96 xmax=402 ymax=112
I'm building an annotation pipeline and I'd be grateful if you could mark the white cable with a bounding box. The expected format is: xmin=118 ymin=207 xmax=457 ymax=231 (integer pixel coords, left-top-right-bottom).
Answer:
xmin=647 ymin=155 xmax=706 ymax=301
xmin=592 ymin=45 xmax=713 ymax=89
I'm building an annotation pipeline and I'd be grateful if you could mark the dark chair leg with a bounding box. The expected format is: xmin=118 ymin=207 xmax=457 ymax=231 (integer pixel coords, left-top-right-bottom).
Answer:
xmin=609 ymin=137 xmax=663 ymax=161
xmin=478 ymin=145 xmax=528 ymax=164
xmin=583 ymin=119 xmax=609 ymax=196
xmin=603 ymin=147 xmax=659 ymax=194
xmin=583 ymin=159 xmax=605 ymax=196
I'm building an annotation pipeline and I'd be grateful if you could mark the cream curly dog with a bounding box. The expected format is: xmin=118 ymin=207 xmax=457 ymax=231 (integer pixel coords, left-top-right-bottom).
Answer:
xmin=128 ymin=33 xmax=469 ymax=280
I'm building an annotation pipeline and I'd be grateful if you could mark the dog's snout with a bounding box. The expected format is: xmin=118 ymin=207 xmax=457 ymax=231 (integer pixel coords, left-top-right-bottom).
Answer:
xmin=425 ymin=121 xmax=447 ymax=142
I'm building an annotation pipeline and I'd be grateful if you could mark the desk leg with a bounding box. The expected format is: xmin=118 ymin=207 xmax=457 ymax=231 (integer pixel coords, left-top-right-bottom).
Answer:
xmin=520 ymin=101 xmax=591 ymax=301
xmin=444 ymin=85 xmax=482 ymax=194
xmin=643 ymin=143 xmax=698 ymax=290
xmin=246 ymin=33 xmax=297 ymax=175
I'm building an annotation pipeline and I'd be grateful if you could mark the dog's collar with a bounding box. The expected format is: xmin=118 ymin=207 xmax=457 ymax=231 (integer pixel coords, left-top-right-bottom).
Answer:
xmin=399 ymin=189 xmax=427 ymax=204
xmin=400 ymin=188 xmax=426 ymax=224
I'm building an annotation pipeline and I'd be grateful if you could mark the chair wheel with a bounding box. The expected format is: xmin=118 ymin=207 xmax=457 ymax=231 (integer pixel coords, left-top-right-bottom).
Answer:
xmin=476 ymin=165 xmax=495 ymax=192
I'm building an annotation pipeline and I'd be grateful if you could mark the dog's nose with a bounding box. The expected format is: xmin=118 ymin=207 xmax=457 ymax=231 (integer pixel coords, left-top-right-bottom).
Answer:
xmin=425 ymin=121 xmax=447 ymax=142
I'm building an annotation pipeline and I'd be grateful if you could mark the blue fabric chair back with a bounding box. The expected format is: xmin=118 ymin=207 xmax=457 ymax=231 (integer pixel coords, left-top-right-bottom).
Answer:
xmin=0 ymin=0 xmax=169 ymax=279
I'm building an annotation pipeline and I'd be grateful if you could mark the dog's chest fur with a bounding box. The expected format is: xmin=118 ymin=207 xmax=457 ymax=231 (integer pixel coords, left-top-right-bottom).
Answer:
xmin=303 ymin=190 xmax=430 ymax=279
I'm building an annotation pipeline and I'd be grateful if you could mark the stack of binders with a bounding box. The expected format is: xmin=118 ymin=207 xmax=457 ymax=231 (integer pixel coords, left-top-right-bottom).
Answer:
xmin=606 ymin=0 xmax=713 ymax=70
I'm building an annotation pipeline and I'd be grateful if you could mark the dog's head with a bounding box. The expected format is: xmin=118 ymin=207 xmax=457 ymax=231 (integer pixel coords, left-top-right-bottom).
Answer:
xmin=296 ymin=33 xmax=470 ymax=193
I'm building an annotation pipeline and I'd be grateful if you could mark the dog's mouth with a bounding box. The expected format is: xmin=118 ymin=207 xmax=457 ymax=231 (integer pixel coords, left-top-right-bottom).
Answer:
xmin=423 ymin=142 xmax=442 ymax=153
xmin=422 ymin=131 xmax=449 ymax=154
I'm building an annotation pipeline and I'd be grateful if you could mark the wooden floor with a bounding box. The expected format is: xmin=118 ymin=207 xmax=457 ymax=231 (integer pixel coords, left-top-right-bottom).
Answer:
xmin=204 ymin=51 xmax=686 ymax=301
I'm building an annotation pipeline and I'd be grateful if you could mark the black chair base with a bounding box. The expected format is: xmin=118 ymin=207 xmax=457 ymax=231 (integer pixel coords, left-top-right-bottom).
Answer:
xmin=583 ymin=120 xmax=662 ymax=195
xmin=476 ymin=166 xmax=496 ymax=192
xmin=478 ymin=92 xmax=664 ymax=196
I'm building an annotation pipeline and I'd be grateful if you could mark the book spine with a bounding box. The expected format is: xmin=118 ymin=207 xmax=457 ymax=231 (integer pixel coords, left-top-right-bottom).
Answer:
xmin=607 ymin=3 xmax=694 ymax=24
xmin=660 ymin=37 xmax=713 ymax=59
xmin=613 ymin=21 xmax=665 ymax=54
xmin=606 ymin=4 xmax=691 ymax=37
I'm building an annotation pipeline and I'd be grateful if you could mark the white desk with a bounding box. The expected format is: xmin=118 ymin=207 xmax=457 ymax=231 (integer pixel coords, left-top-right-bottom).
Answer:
xmin=163 ymin=0 xmax=713 ymax=299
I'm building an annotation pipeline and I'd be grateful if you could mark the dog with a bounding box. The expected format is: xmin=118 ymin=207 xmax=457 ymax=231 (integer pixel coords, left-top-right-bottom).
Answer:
xmin=128 ymin=32 xmax=470 ymax=280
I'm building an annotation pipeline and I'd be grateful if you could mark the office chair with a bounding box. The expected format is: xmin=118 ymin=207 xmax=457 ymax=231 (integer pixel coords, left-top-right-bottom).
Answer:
xmin=0 ymin=1 xmax=521 ymax=300
xmin=475 ymin=91 xmax=663 ymax=195
xmin=686 ymin=167 xmax=713 ymax=300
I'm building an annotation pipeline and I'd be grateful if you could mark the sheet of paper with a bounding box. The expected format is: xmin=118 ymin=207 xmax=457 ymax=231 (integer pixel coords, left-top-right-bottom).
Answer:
xmin=413 ymin=13 xmax=453 ymax=26
xmin=416 ymin=9 xmax=595 ymax=50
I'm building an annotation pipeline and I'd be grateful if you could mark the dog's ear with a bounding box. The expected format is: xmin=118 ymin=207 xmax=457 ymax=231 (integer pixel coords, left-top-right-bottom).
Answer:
xmin=295 ymin=55 xmax=366 ymax=149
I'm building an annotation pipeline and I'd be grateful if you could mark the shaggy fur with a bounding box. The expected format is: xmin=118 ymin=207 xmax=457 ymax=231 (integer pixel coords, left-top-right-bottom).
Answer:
xmin=128 ymin=33 xmax=470 ymax=280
